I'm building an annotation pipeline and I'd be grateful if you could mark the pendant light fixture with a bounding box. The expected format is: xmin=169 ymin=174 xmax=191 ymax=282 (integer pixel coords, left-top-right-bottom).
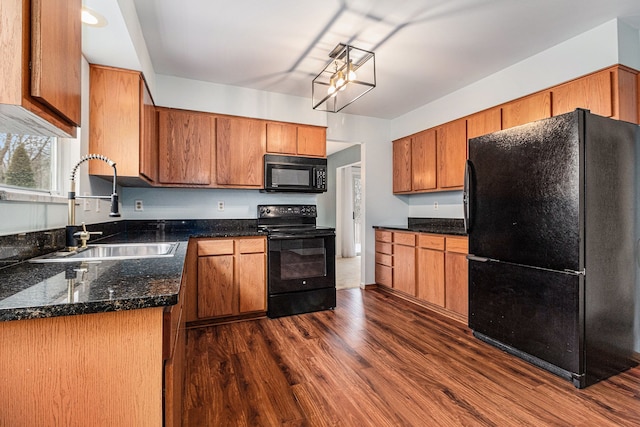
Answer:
xmin=312 ymin=43 xmax=375 ymax=113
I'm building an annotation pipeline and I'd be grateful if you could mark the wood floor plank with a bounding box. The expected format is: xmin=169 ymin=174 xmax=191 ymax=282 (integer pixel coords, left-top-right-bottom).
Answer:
xmin=183 ymin=288 xmax=640 ymax=426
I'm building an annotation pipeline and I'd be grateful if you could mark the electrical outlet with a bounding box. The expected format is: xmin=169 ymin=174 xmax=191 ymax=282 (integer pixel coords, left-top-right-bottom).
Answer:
xmin=134 ymin=199 xmax=144 ymax=211
xmin=83 ymin=192 xmax=91 ymax=211
xmin=217 ymin=201 xmax=225 ymax=211
xmin=434 ymin=202 xmax=439 ymax=210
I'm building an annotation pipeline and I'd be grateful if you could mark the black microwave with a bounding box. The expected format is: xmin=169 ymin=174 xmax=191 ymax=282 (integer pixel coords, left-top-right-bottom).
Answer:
xmin=263 ymin=154 xmax=327 ymax=193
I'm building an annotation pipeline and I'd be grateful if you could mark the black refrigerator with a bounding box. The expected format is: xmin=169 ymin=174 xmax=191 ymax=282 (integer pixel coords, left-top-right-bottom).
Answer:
xmin=464 ymin=109 xmax=638 ymax=388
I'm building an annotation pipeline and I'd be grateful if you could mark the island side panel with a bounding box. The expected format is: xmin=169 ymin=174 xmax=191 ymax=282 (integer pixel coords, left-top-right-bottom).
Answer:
xmin=0 ymin=307 xmax=164 ymax=427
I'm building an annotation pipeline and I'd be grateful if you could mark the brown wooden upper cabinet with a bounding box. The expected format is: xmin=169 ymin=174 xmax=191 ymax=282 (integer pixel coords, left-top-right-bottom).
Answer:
xmin=436 ymin=119 xmax=467 ymax=189
xmin=412 ymin=129 xmax=437 ymax=192
xmin=0 ymin=0 xmax=81 ymax=137
xmin=502 ymin=91 xmax=552 ymax=129
xmin=266 ymin=122 xmax=326 ymax=157
xmin=89 ymin=65 xmax=157 ymax=184
xmin=158 ymin=108 xmax=215 ymax=185
xmin=216 ymin=116 xmax=266 ymax=187
xmin=393 ymin=130 xmax=438 ymax=194
xmin=392 ymin=137 xmax=412 ymax=193
xmin=466 ymin=107 xmax=502 ymax=140
xmin=551 ymin=67 xmax=638 ymax=123
xmin=393 ymin=119 xmax=466 ymax=193
xmin=297 ymin=125 xmax=326 ymax=157
xmin=552 ymin=69 xmax=613 ymax=118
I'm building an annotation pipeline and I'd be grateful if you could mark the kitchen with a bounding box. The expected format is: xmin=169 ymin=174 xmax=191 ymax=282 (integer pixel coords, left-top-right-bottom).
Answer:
xmin=2 ymin=0 xmax=640 ymax=425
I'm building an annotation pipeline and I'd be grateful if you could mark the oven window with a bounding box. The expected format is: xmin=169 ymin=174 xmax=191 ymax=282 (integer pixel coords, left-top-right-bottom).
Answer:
xmin=271 ymin=167 xmax=310 ymax=186
xmin=277 ymin=239 xmax=326 ymax=280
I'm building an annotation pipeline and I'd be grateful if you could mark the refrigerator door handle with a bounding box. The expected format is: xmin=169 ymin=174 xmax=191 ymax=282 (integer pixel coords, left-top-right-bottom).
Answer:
xmin=463 ymin=160 xmax=472 ymax=233
xmin=467 ymin=255 xmax=490 ymax=262
xmin=564 ymin=268 xmax=586 ymax=276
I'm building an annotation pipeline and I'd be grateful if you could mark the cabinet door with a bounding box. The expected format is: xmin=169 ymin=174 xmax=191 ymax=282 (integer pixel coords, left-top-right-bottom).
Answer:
xmin=31 ymin=0 xmax=81 ymax=126
xmin=393 ymin=137 xmax=412 ymax=193
xmin=502 ymin=91 xmax=551 ymax=129
xmin=266 ymin=122 xmax=297 ymax=154
xmin=437 ymin=119 xmax=467 ymax=189
xmin=615 ymin=67 xmax=638 ymax=123
xmin=237 ymin=252 xmax=266 ymax=313
xmin=158 ymin=109 xmax=214 ymax=185
xmin=297 ymin=126 xmax=326 ymax=157
xmin=552 ymin=70 xmax=612 ymax=118
xmin=417 ymin=248 xmax=445 ymax=307
xmin=411 ymin=129 xmax=437 ymax=191
xmin=89 ymin=65 xmax=141 ymax=178
xmin=445 ymin=252 xmax=468 ymax=317
xmin=197 ymin=255 xmax=234 ymax=318
xmin=467 ymin=108 xmax=502 ymax=140
xmin=139 ymin=78 xmax=158 ymax=182
xmin=393 ymin=244 xmax=416 ymax=296
xmin=216 ymin=116 xmax=266 ymax=186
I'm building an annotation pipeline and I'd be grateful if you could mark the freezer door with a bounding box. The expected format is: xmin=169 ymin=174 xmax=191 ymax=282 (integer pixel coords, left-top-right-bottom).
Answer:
xmin=468 ymin=259 xmax=582 ymax=376
xmin=467 ymin=111 xmax=582 ymax=272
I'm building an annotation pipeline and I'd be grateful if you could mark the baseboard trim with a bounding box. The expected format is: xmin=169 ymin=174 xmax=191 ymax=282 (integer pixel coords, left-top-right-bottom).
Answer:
xmin=374 ymin=284 xmax=468 ymax=325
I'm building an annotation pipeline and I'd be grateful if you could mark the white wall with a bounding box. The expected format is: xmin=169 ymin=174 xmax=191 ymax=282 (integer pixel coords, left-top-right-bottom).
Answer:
xmin=121 ymin=187 xmax=315 ymax=219
xmin=155 ymin=75 xmax=326 ymax=127
xmin=317 ymin=144 xmax=361 ymax=228
xmin=393 ymin=18 xmax=640 ymax=222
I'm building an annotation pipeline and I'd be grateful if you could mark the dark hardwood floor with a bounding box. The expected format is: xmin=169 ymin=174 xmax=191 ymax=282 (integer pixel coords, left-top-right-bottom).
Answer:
xmin=183 ymin=288 xmax=640 ymax=426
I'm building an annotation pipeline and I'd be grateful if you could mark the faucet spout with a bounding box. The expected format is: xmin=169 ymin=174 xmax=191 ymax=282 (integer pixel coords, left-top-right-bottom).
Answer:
xmin=66 ymin=154 xmax=120 ymax=250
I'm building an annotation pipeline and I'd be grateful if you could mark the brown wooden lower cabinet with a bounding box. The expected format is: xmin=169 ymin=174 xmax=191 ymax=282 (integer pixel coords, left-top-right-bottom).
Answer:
xmin=417 ymin=234 xmax=445 ymax=307
xmin=194 ymin=236 xmax=267 ymax=321
xmin=392 ymin=231 xmax=417 ymax=296
xmin=444 ymin=236 xmax=469 ymax=318
xmin=375 ymin=229 xmax=468 ymax=321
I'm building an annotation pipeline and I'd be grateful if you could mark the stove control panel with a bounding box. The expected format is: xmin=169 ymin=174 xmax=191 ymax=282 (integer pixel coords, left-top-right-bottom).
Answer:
xmin=258 ymin=204 xmax=317 ymax=218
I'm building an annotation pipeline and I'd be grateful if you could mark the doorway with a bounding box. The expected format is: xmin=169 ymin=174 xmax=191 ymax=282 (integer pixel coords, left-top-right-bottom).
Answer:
xmin=336 ymin=162 xmax=362 ymax=290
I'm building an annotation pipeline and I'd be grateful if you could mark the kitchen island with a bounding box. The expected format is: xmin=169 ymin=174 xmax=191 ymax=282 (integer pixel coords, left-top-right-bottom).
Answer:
xmin=0 ymin=219 xmax=263 ymax=427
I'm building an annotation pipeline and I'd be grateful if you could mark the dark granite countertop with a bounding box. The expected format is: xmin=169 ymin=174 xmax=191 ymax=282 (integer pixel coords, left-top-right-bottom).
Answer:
xmin=374 ymin=218 xmax=467 ymax=236
xmin=0 ymin=219 xmax=264 ymax=322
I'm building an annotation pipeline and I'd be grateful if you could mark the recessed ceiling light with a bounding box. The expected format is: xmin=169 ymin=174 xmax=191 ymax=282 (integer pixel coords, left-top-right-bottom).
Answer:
xmin=81 ymin=6 xmax=107 ymax=27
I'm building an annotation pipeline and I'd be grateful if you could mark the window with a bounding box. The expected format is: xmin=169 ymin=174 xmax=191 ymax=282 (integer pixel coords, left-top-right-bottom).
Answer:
xmin=0 ymin=132 xmax=57 ymax=193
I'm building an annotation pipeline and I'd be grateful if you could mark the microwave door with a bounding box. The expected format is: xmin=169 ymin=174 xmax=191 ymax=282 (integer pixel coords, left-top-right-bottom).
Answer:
xmin=269 ymin=165 xmax=312 ymax=190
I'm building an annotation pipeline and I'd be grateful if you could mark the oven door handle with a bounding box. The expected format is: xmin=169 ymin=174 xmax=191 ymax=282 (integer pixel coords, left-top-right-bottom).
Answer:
xmin=268 ymin=232 xmax=336 ymax=240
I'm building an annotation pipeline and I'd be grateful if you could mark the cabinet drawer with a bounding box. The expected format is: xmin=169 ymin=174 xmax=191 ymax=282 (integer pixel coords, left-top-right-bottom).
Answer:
xmin=375 ymin=241 xmax=392 ymax=255
xmin=237 ymin=238 xmax=265 ymax=254
xmin=197 ymin=240 xmax=234 ymax=256
xmin=376 ymin=230 xmax=392 ymax=243
xmin=375 ymin=252 xmax=393 ymax=267
xmin=394 ymin=232 xmax=416 ymax=246
xmin=375 ymin=264 xmax=393 ymax=287
xmin=417 ymin=234 xmax=445 ymax=250
xmin=446 ymin=236 xmax=468 ymax=254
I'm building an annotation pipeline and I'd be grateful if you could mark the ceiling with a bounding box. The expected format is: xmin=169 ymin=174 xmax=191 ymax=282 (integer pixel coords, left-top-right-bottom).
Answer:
xmin=83 ymin=0 xmax=640 ymax=120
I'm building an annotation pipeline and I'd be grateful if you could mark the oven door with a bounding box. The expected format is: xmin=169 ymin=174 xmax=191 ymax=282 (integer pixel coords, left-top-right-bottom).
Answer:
xmin=268 ymin=234 xmax=335 ymax=294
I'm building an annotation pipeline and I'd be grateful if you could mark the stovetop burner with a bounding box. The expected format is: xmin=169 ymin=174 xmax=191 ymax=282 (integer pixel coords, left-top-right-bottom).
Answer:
xmin=257 ymin=204 xmax=334 ymax=236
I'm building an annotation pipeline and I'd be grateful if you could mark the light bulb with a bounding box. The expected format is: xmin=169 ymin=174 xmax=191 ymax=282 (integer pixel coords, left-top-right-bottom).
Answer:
xmin=336 ymin=71 xmax=345 ymax=88
xmin=347 ymin=62 xmax=357 ymax=81
xmin=327 ymin=77 xmax=337 ymax=96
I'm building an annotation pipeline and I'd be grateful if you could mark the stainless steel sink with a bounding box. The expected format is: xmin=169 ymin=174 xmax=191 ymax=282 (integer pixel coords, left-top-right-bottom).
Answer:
xmin=29 ymin=242 xmax=179 ymax=263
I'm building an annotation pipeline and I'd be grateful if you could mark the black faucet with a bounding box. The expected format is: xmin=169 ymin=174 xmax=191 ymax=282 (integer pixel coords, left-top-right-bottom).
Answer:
xmin=66 ymin=154 xmax=121 ymax=250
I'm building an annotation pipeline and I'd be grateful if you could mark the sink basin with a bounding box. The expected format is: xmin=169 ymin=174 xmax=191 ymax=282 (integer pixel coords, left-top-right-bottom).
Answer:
xmin=29 ymin=242 xmax=179 ymax=263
